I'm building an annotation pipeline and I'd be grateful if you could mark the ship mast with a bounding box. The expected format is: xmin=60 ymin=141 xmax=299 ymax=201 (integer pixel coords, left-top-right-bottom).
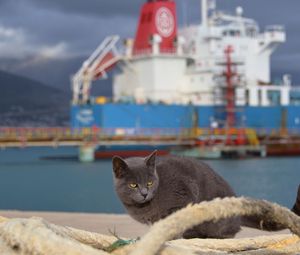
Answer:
xmin=201 ymin=0 xmax=208 ymax=27
xmin=201 ymin=0 xmax=216 ymax=27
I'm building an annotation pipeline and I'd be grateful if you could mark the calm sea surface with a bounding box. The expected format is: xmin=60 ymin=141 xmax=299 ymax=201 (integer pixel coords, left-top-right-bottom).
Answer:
xmin=0 ymin=147 xmax=299 ymax=213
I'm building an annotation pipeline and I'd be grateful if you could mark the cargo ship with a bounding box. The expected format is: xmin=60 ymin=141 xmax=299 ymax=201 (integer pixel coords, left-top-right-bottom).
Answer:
xmin=71 ymin=0 xmax=300 ymax=159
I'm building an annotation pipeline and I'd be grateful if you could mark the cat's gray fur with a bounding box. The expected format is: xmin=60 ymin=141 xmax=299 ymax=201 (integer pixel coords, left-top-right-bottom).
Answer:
xmin=112 ymin=151 xmax=300 ymax=238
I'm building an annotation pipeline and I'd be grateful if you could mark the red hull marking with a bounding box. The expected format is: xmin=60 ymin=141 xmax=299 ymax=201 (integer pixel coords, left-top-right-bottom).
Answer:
xmin=133 ymin=0 xmax=177 ymax=54
xmin=95 ymin=150 xmax=169 ymax=159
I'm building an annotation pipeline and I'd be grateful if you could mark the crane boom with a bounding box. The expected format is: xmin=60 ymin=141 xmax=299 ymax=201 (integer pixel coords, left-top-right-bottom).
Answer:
xmin=72 ymin=35 xmax=120 ymax=105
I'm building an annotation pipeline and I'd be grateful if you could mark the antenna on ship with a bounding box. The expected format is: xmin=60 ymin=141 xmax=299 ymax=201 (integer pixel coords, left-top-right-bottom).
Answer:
xmin=201 ymin=0 xmax=208 ymax=27
xmin=201 ymin=0 xmax=216 ymax=27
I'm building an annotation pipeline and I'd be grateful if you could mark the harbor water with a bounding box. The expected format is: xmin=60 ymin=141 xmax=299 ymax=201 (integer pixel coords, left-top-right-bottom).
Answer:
xmin=0 ymin=147 xmax=299 ymax=213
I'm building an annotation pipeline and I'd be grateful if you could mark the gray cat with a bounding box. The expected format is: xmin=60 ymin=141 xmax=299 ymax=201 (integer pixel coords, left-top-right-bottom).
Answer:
xmin=112 ymin=150 xmax=300 ymax=238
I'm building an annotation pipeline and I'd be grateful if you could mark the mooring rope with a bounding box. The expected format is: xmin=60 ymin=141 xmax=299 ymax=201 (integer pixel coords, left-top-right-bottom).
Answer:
xmin=0 ymin=216 xmax=7 ymax=223
xmin=128 ymin=197 xmax=300 ymax=255
xmin=0 ymin=197 xmax=299 ymax=255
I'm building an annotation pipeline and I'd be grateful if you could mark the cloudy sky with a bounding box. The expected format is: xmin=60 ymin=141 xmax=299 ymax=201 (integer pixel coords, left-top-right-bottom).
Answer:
xmin=0 ymin=0 xmax=299 ymax=89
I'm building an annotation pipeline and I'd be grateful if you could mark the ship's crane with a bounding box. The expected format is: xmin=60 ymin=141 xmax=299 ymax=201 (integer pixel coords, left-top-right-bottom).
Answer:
xmin=72 ymin=35 xmax=120 ymax=105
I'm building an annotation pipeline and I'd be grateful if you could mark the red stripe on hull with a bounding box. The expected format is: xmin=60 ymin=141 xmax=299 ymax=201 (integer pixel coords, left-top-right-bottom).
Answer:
xmin=267 ymin=149 xmax=300 ymax=156
xmin=94 ymin=150 xmax=169 ymax=159
xmin=267 ymin=144 xmax=300 ymax=156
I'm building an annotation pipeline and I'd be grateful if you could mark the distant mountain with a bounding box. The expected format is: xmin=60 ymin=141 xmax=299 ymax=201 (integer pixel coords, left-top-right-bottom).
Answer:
xmin=0 ymin=70 xmax=70 ymax=127
xmin=0 ymin=56 xmax=113 ymax=96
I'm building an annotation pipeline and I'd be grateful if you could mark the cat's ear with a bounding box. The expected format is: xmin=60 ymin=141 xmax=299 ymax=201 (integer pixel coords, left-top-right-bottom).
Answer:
xmin=112 ymin=156 xmax=128 ymax=178
xmin=145 ymin=150 xmax=157 ymax=169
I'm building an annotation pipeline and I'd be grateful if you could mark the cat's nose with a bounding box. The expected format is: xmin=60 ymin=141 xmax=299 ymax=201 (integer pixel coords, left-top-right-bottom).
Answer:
xmin=141 ymin=188 xmax=148 ymax=198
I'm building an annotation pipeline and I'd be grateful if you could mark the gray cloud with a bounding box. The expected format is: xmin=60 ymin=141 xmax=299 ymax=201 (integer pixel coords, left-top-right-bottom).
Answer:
xmin=0 ymin=3 xmax=134 ymax=62
xmin=0 ymin=0 xmax=299 ymax=85
xmin=27 ymin=0 xmax=144 ymax=17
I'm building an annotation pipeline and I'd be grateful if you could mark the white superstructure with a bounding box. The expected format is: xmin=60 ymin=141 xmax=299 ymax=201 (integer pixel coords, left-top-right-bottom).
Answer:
xmin=112 ymin=0 xmax=290 ymax=107
xmin=72 ymin=0 xmax=291 ymax=107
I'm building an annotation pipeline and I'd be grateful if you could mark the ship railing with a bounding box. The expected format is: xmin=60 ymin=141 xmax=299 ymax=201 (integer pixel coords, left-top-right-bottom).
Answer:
xmin=265 ymin=25 xmax=285 ymax=33
xmin=253 ymin=128 xmax=300 ymax=137
xmin=260 ymin=25 xmax=286 ymax=43
xmin=1 ymin=127 xmax=300 ymax=146
xmin=192 ymin=128 xmax=300 ymax=137
xmin=212 ymin=11 xmax=258 ymax=29
xmin=214 ymin=56 xmax=245 ymax=66
xmin=0 ymin=127 xmax=195 ymax=143
xmin=0 ymin=127 xmax=78 ymax=140
xmin=80 ymin=127 xmax=192 ymax=139
xmin=192 ymin=127 xmax=300 ymax=148
xmin=192 ymin=128 xmax=257 ymax=147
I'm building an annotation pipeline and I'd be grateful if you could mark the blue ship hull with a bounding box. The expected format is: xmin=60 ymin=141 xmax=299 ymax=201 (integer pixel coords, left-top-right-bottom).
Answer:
xmin=71 ymin=103 xmax=300 ymax=158
xmin=71 ymin=103 xmax=300 ymax=132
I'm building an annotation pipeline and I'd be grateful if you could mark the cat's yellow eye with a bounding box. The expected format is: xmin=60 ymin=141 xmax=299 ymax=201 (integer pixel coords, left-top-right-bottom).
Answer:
xmin=147 ymin=181 xmax=153 ymax=187
xmin=129 ymin=183 xmax=138 ymax=189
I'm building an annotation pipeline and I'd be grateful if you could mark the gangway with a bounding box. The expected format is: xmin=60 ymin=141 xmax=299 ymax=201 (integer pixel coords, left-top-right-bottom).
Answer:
xmin=72 ymin=35 xmax=121 ymax=105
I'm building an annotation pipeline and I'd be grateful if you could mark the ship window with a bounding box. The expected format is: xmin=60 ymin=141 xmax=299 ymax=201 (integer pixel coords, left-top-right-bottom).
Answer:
xmin=187 ymin=58 xmax=195 ymax=67
xmin=258 ymin=90 xmax=262 ymax=105
xmin=246 ymin=28 xmax=257 ymax=37
xmin=268 ymin=91 xmax=280 ymax=105
xmin=223 ymin=30 xmax=240 ymax=37
xmin=245 ymin=90 xmax=249 ymax=106
xmin=230 ymin=30 xmax=240 ymax=37
xmin=230 ymin=30 xmax=236 ymax=36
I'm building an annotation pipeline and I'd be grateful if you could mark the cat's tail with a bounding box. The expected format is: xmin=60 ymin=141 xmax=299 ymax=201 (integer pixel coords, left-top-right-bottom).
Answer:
xmin=241 ymin=184 xmax=300 ymax=231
